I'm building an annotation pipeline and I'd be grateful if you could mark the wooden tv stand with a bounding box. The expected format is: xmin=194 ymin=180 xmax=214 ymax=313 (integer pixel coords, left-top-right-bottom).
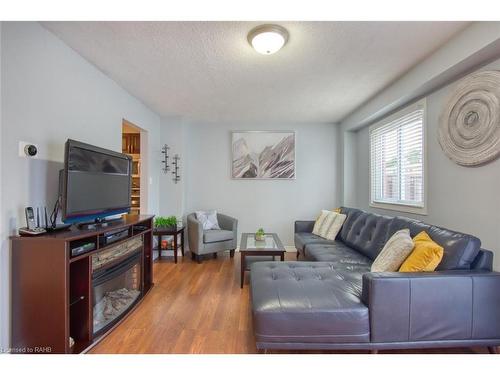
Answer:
xmin=10 ymin=214 xmax=154 ymax=354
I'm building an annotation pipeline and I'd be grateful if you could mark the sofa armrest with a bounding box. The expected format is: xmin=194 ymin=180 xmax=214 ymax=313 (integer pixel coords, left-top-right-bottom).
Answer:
xmin=362 ymin=271 xmax=500 ymax=343
xmin=187 ymin=214 xmax=204 ymax=253
xmin=471 ymin=249 xmax=493 ymax=271
xmin=294 ymin=220 xmax=315 ymax=233
xmin=217 ymin=213 xmax=238 ymax=249
xmin=218 ymin=213 xmax=237 ymax=232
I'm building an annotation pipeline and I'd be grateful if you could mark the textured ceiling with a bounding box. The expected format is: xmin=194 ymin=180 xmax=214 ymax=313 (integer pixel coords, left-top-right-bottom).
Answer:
xmin=41 ymin=21 xmax=470 ymax=124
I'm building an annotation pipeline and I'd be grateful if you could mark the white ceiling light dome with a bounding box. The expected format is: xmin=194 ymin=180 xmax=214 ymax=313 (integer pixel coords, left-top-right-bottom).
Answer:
xmin=247 ymin=24 xmax=289 ymax=55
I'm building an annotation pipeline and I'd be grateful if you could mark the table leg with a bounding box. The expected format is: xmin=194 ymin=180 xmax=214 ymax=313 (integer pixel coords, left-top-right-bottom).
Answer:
xmin=174 ymin=233 xmax=178 ymax=264
xmin=240 ymin=253 xmax=245 ymax=288
xmin=180 ymin=230 xmax=185 ymax=256
xmin=158 ymin=235 xmax=161 ymax=260
xmin=280 ymin=253 xmax=285 ymax=261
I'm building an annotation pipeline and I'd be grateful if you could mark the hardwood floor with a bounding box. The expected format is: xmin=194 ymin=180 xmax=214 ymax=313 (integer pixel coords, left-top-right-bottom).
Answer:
xmin=89 ymin=252 xmax=490 ymax=354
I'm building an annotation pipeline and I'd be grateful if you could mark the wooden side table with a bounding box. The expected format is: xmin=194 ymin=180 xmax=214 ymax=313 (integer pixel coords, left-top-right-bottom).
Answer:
xmin=153 ymin=226 xmax=185 ymax=263
xmin=239 ymin=233 xmax=285 ymax=288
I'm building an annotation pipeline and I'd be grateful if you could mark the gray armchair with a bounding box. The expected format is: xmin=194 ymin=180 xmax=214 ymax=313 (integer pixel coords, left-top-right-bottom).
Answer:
xmin=187 ymin=212 xmax=238 ymax=263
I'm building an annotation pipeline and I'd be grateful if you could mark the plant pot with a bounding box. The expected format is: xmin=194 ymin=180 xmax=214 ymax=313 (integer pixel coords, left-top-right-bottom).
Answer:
xmin=156 ymin=225 xmax=177 ymax=232
xmin=255 ymin=233 xmax=265 ymax=241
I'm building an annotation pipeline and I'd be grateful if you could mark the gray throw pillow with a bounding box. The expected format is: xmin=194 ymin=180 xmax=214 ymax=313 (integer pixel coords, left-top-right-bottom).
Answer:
xmin=195 ymin=210 xmax=221 ymax=230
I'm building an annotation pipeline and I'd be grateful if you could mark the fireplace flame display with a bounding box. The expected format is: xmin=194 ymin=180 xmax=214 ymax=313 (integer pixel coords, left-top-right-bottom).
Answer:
xmin=93 ymin=288 xmax=141 ymax=333
xmin=92 ymin=238 xmax=143 ymax=335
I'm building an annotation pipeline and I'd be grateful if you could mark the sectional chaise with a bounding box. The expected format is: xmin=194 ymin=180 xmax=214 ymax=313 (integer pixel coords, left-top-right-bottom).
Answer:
xmin=250 ymin=207 xmax=500 ymax=353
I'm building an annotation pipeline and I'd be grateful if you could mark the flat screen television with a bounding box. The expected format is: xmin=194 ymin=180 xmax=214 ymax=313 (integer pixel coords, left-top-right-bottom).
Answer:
xmin=61 ymin=139 xmax=132 ymax=224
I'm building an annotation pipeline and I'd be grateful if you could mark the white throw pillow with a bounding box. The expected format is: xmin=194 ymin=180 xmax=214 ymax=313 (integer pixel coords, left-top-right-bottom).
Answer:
xmin=371 ymin=229 xmax=414 ymax=272
xmin=312 ymin=210 xmax=330 ymax=236
xmin=312 ymin=210 xmax=347 ymax=240
xmin=195 ymin=210 xmax=221 ymax=230
xmin=323 ymin=213 xmax=347 ymax=240
xmin=318 ymin=211 xmax=337 ymax=238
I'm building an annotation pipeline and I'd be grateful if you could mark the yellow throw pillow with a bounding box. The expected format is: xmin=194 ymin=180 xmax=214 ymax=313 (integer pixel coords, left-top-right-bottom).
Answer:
xmin=332 ymin=207 xmax=342 ymax=213
xmin=399 ymin=231 xmax=444 ymax=272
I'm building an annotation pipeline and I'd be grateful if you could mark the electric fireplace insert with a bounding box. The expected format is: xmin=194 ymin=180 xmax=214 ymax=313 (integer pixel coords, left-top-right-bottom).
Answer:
xmin=92 ymin=237 xmax=143 ymax=336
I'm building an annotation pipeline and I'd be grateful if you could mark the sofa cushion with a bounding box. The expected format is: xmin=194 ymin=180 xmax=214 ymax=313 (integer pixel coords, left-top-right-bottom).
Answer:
xmin=388 ymin=216 xmax=480 ymax=270
xmin=203 ymin=229 xmax=233 ymax=243
xmin=338 ymin=209 xmax=392 ymax=260
xmin=294 ymin=232 xmax=335 ymax=251
xmin=250 ymin=262 xmax=370 ymax=344
xmin=305 ymin=242 xmax=372 ymax=271
xmin=387 ymin=216 xmax=432 ymax=239
xmin=428 ymin=226 xmax=481 ymax=270
xmin=471 ymin=250 xmax=493 ymax=271
xmin=339 ymin=207 xmax=363 ymax=241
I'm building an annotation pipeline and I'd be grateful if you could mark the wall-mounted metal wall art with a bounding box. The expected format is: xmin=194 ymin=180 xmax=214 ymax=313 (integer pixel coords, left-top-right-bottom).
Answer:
xmin=161 ymin=144 xmax=170 ymax=173
xmin=438 ymin=70 xmax=500 ymax=167
xmin=172 ymin=154 xmax=181 ymax=183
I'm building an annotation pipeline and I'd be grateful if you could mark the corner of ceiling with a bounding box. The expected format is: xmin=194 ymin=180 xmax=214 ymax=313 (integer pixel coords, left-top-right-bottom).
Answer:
xmin=338 ymin=21 xmax=500 ymax=132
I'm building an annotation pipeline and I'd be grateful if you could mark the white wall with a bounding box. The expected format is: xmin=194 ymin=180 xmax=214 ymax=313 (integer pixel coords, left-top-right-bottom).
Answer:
xmin=159 ymin=117 xmax=187 ymax=219
xmin=184 ymin=121 xmax=339 ymax=247
xmin=0 ymin=22 xmax=162 ymax=349
xmin=0 ymin=21 xmax=4 ymax=352
xmin=352 ymin=58 xmax=500 ymax=270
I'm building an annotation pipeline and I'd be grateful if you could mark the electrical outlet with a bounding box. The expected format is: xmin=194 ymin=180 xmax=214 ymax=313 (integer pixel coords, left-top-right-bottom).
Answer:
xmin=19 ymin=141 xmax=39 ymax=158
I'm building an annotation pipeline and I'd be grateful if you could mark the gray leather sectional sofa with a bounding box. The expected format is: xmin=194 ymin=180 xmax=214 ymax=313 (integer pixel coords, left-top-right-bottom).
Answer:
xmin=250 ymin=207 xmax=500 ymax=352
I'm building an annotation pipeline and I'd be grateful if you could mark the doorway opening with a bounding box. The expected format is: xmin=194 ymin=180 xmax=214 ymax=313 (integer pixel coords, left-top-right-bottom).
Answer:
xmin=122 ymin=119 xmax=148 ymax=215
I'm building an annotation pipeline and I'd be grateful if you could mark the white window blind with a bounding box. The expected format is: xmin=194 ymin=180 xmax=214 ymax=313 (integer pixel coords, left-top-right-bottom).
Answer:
xmin=370 ymin=101 xmax=425 ymax=210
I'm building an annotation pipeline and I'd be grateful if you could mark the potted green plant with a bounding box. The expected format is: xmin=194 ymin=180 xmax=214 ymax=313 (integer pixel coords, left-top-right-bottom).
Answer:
xmin=154 ymin=216 xmax=178 ymax=230
xmin=255 ymin=228 xmax=265 ymax=241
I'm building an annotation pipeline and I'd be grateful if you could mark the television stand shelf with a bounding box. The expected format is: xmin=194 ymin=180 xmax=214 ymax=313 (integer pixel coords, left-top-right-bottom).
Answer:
xmin=10 ymin=214 xmax=154 ymax=354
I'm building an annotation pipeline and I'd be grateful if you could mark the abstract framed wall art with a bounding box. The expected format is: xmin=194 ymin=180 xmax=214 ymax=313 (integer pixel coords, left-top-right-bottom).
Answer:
xmin=231 ymin=131 xmax=296 ymax=179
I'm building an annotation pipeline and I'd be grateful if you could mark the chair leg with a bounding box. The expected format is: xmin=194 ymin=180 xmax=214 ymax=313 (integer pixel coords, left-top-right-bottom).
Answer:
xmin=196 ymin=255 xmax=202 ymax=264
xmin=488 ymin=346 xmax=498 ymax=354
xmin=296 ymin=250 xmax=300 ymax=259
xmin=230 ymin=249 xmax=235 ymax=258
xmin=191 ymin=252 xmax=195 ymax=260
xmin=213 ymin=252 xmax=217 ymax=259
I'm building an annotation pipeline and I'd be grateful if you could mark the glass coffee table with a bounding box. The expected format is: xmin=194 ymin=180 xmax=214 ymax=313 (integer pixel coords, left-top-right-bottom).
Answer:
xmin=239 ymin=233 xmax=285 ymax=288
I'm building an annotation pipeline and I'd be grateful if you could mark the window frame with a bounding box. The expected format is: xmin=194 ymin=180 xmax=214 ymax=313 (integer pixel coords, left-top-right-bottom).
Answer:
xmin=369 ymin=99 xmax=428 ymax=215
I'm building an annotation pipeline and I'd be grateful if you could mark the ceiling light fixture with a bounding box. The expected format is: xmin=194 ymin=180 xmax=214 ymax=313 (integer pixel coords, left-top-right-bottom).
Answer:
xmin=247 ymin=24 xmax=289 ymax=55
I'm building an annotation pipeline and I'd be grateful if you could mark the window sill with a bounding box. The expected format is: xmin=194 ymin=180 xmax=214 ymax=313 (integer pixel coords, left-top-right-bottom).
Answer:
xmin=369 ymin=201 xmax=427 ymax=216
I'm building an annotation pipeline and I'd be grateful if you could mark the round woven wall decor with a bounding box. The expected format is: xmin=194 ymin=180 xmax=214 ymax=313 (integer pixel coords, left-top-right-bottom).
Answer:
xmin=438 ymin=70 xmax=500 ymax=166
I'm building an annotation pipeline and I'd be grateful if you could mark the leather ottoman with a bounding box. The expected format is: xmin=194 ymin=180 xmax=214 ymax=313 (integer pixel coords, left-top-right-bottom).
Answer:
xmin=250 ymin=262 xmax=370 ymax=348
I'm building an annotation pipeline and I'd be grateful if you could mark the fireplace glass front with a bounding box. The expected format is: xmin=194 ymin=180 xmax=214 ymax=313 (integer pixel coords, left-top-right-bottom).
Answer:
xmin=92 ymin=252 xmax=142 ymax=335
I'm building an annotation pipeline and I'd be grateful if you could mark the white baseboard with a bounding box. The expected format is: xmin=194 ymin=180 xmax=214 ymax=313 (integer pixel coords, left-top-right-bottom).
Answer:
xmin=154 ymin=246 xmax=296 ymax=260
xmin=235 ymin=246 xmax=296 ymax=252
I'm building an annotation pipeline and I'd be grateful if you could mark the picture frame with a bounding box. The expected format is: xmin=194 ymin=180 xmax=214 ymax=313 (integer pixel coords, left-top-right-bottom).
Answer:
xmin=231 ymin=131 xmax=296 ymax=179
